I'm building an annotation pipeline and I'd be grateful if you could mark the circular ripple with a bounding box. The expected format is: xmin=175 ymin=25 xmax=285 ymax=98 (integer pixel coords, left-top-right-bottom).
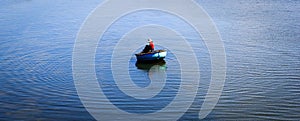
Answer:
xmin=73 ymin=0 xmax=226 ymax=120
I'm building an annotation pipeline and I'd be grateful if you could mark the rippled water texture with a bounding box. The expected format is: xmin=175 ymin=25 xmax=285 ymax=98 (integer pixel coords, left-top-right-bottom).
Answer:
xmin=0 ymin=0 xmax=299 ymax=120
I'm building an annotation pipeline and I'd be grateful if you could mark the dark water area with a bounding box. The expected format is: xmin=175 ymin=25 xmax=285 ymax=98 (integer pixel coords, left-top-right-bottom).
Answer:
xmin=0 ymin=0 xmax=299 ymax=120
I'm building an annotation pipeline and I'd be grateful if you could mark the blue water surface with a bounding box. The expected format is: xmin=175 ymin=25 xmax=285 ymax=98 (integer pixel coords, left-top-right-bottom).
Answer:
xmin=0 ymin=0 xmax=299 ymax=120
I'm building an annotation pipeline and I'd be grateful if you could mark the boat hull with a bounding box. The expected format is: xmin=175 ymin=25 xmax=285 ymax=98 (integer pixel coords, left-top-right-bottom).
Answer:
xmin=135 ymin=50 xmax=167 ymax=62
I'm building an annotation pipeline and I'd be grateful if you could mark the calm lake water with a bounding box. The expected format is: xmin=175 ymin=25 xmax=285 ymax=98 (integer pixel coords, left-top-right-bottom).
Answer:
xmin=0 ymin=0 xmax=299 ymax=120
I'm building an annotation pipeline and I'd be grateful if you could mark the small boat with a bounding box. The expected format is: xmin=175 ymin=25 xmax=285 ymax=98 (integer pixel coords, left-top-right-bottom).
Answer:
xmin=135 ymin=50 xmax=167 ymax=62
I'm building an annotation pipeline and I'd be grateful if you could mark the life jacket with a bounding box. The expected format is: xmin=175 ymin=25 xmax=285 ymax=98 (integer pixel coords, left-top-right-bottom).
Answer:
xmin=149 ymin=41 xmax=154 ymax=50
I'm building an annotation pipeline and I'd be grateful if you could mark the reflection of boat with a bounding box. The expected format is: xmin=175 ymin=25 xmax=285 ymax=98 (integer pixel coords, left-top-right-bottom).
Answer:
xmin=135 ymin=50 xmax=167 ymax=62
xmin=135 ymin=60 xmax=167 ymax=70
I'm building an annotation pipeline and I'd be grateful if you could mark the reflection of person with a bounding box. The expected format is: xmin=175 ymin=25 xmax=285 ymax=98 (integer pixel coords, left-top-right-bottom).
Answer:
xmin=142 ymin=38 xmax=155 ymax=53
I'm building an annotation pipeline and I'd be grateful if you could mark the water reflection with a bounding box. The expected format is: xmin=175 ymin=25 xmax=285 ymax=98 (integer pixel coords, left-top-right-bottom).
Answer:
xmin=135 ymin=60 xmax=167 ymax=70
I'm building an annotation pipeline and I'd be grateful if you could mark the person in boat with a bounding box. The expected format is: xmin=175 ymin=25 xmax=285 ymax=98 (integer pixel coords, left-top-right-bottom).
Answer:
xmin=142 ymin=38 xmax=154 ymax=53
